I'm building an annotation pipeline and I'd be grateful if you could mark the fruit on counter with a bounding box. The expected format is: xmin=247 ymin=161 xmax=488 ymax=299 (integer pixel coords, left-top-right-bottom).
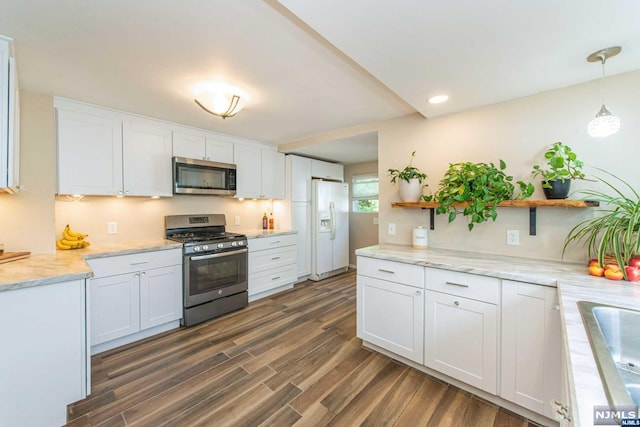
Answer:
xmin=57 ymin=224 xmax=90 ymax=250
xmin=588 ymin=264 xmax=605 ymax=277
xmin=624 ymin=265 xmax=640 ymax=282
xmin=588 ymin=258 xmax=600 ymax=267
xmin=604 ymin=263 xmax=620 ymax=271
xmin=603 ymin=266 xmax=624 ymax=281
xmin=628 ymin=257 xmax=640 ymax=269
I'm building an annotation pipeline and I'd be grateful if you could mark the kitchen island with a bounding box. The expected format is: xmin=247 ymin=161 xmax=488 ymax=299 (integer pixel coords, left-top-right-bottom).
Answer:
xmin=356 ymin=244 xmax=640 ymax=427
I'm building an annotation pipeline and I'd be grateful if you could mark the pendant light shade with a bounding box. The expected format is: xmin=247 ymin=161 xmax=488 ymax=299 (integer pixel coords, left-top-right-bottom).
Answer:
xmin=586 ymin=46 xmax=621 ymax=138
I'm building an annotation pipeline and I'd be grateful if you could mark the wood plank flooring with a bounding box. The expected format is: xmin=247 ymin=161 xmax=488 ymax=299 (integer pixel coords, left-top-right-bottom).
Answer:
xmin=67 ymin=270 xmax=540 ymax=426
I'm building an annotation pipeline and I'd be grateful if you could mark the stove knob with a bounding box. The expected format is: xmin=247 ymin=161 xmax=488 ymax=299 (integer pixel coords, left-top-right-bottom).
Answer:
xmin=217 ymin=243 xmax=224 ymax=249
xmin=239 ymin=240 xmax=245 ymax=246
xmin=194 ymin=246 xmax=201 ymax=252
xmin=231 ymin=241 xmax=238 ymax=247
xmin=202 ymin=245 xmax=208 ymax=251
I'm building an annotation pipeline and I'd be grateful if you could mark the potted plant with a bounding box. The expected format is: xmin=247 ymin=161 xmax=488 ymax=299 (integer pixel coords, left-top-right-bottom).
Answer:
xmin=434 ymin=160 xmax=534 ymax=230
xmin=563 ymin=170 xmax=640 ymax=280
xmin=388 ymin=151 xmax=428 ymax=202
xmin=531 ymin=142 xmax=586 ymax=199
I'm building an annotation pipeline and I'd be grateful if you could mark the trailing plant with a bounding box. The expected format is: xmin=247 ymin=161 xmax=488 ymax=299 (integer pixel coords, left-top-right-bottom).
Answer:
xmin=434 ymin=160 xmax=534 ymax=231
xmin=531 ymin=141 xmax=586 ymax=188
xmin=388 ymin=151 xmax=428 ymax=184
xmin=563 ymin=169 xmax=640 ymax=276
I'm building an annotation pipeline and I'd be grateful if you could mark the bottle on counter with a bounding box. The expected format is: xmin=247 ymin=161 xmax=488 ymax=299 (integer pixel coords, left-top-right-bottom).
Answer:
xmin=262 ymin=212 xmax=268 ymax=230
xmin=269 ymin=213 xmax=274 ymax=230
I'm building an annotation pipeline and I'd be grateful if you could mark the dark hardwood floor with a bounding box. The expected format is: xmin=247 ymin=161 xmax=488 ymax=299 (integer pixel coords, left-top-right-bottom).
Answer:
xmin=67 ymin=270 xmax=540 ymax=426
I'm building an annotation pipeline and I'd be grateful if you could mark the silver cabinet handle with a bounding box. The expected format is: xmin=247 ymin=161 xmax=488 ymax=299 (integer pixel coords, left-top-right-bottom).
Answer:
xmin=378 ymin=268 xmax=395 ymax=274
xmin=133 ymin=273 xmax=140 ymax=278
xmin=446 ymin=281 xmax=469 ymax=288
xmin=454 ymin=301 xmax=460 ymax=306
xmin=270 ymin=240 xmax=281 ymax=244
xmin=140 ymin=272 xmax=146 ymax=276
xmin=271 ymin=276 xmax=281 ymax=281
xmin=130 ymin=261 xmax=150 ymax=266
xmin=271 ymin=256 xmax=281 ymax=260
xmin=415 ymin=290 xmax=422 ymax=296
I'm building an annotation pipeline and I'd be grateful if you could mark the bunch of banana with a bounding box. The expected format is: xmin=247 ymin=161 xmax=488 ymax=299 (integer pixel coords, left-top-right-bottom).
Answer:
xmin=56 ymin=224 xmax=91 ymax=250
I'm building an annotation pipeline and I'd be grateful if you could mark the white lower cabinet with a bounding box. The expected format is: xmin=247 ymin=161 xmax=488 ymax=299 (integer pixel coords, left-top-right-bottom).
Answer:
xmin=356 ymin=256 xmax=425 ymax=364
xmin=88 ymin=248 xmax=182 ymax=353
xmin=425 ymin=268 xmax=499 ymax=394
xmin=248 ymin=234 xmax=297 ymax=301
xmin=501 ymin=280 xmax=562 ymax=420
xmin=357 ymin=275 xmax=424 ymax=363
xmin=356 ymin=256 xmax=563 ymax=423
xmin=0 ymin=279 xmax=87 ymax=427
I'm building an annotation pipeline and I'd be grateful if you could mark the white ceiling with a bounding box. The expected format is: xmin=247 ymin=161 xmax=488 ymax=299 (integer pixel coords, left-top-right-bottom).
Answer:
xmin=1 ymin=1 xmax=639 ymax=165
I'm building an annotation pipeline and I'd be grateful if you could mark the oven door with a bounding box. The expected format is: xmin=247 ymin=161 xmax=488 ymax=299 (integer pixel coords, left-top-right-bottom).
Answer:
xmin=184 ymin=248 xmax=248 ymax=307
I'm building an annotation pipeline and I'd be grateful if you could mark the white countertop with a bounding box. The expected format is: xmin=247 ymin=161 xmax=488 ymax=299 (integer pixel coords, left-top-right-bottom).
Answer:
xmin=0 ymin=240 xmax=182 ymax=292
xmin=356 ymin=244 xmax=640 ymax=427
xmin=230 ymin=228 xmax=296 ymax=238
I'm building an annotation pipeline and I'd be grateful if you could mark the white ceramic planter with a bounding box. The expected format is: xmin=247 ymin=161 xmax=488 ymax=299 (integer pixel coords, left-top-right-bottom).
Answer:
xmin=398 ymin=178 xmax=423 ymax=202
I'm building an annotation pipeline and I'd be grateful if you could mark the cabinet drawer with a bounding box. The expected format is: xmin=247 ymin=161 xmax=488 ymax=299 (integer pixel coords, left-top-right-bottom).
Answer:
xmin=87 ymin=248 xmax=182 ymax=278
xmin=357 ymin=256 xmax=424 ymax=288
xmin=249 ymin=264 xmax=297 ymax=296
xmin=426 ymin=268 xmax=499 ymax=304
xmin=248 ymin=234 xmax=297 ymax=252
xmin=249 ymin=246 xmax=296 ymax=274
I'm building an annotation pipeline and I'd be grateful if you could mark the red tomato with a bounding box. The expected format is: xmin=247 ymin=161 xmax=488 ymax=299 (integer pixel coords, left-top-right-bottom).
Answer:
xmin=624 ymin=266 xmax=640 ymax=282
xmin=628 ymin=257 xmax=640 ymax=269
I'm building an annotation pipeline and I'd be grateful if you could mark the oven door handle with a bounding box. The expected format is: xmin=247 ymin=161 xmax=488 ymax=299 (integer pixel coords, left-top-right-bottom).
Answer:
xmin=190 ymin=248 xmax=248 ymax=261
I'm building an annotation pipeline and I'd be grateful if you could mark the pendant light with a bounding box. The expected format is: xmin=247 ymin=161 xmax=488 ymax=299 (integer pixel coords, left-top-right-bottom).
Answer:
xmin=586 ymin=46 xmax=621 ymax=138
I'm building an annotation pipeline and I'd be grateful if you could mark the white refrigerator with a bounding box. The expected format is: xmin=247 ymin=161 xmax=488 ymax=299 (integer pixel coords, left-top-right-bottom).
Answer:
xmin=310 ymin=179 xmax=350 ymax=281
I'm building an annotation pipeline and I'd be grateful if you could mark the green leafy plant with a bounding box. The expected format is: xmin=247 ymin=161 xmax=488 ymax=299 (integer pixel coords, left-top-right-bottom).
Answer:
xmin=434 ymin=160 xmax=534 ymax=231
xmin=531 ymin=142 xmax=586 ymax=188
xmin=388 ymin=151 xmax=428 ymax=184
xmin=563 ymin=169 xmax=640 ymax=277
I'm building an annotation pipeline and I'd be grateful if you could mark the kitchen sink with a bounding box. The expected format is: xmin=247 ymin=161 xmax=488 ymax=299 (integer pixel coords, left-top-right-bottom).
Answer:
xmin=578 ymin=301 xmax=640 ymax=408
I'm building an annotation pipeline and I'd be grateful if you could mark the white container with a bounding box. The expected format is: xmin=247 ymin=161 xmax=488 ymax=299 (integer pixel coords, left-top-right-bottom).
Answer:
xmin=412 ymin=226 xmax=428 ymax=248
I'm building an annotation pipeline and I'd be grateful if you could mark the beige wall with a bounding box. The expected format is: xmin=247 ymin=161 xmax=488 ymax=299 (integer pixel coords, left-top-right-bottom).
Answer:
xmin=344 ymin=160 xmax=379 ymax=266
xmin=378 ymin=70 xmax=640 ymax=262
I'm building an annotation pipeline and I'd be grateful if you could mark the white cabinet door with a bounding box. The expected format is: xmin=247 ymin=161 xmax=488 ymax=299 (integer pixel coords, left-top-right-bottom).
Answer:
xmin=0 ymin=38 xmax=8 ymax=190
xmin=56 ymin=108 xmax=123 ymax=195
xmin=90 ymin=273 xmax=140 ymax=345
xmin=139 ymin=265 xmax=183 ymax=330
xmin=292 ymin=201 xmax=310 ymax=276
xmin=0 ymin=280 xmax=87 ymax=427
xmin=234 ymin=144 xmax=262 ymax=198
xmin=122 ymin=120 xmax=173 ymax=197
xmin=425 ymin=290 xmax=497 ymax=394
xmin=205 ymin=137 xmax=234 ymax=164
xmin=327 ymin=162 xmax=344 ymax=182
xmin=357 ymin=275 xmax=424 ymax=364
xmin=501 ymin=281 xmax=561 ymax=418
xmin=173 ymin=131 xmax=206 ymax=159
xmin=311 ymin=158 xmax=344 ymax=181
xmin=262 ymin=150 xmax=285 ymax=199
xmin=288 ymin=155 xmax=312 ymax=202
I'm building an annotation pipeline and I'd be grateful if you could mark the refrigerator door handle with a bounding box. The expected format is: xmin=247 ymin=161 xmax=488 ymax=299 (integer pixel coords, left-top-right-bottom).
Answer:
xmin=329 ymin=201 xmax=336 ymax=240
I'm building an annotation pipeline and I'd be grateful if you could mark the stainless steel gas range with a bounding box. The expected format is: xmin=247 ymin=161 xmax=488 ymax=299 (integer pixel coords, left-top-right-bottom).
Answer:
xmin=165 ymin=214 xmax=248 ymax=327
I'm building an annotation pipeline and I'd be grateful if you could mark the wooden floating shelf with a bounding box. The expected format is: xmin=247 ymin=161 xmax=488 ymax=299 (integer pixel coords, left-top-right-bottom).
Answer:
xmin=391 ymin=200 xmax=600 ymax=235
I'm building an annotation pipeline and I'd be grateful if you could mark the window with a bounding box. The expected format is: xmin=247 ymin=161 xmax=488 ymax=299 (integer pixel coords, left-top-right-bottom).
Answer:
xmin=352 ymin=173 xmax=379 ymax=213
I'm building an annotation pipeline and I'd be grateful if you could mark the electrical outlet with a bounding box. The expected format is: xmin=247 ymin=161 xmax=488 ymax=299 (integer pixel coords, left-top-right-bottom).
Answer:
xmin=373 ymin=217 xmax=379 ymax=225
xmin=234 ymin=215 xmax=241 ymax=226
xmin=107 ymin=222 xmax=118 ymax=235
xmin=506 ymin=229 xmax=520 ymax=246
xmin=388 ymin=223 xmax=396 ymax=235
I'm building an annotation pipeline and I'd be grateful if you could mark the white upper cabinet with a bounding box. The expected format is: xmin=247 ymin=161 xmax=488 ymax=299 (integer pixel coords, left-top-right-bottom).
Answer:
xmin=56 ymin=108 xmax=124 ymax=196
xmin=262 ymin=149 xmax=285 ymax=199
xmin=172 ymin=131 xmax=234 ymax=164
xmin=286 ymin=155 xmax=312 ymax=202
xmin=122 ymin=119 xmax=172 ymax=197
xmin=234 ymin=144 xmax=284 ymax=199
xmin=56 ymin=99 xmax=171 ymax=197
xmin=0 ymin=35 xmax=20 ymax=193
xmin=311 ymin=158 xmax=344 ymax=182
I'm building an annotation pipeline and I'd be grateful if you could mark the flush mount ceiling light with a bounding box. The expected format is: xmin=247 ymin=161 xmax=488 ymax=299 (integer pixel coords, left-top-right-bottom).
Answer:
xmin=587 ymin=46 xmax=621 ymax=138
xmin=194 ymin=82 xmax=246 ymax=119
xmin=428 ymin=94 xmax=449 ymax=104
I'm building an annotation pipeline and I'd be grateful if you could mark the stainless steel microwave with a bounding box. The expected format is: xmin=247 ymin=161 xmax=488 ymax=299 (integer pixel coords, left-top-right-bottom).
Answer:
xmin=173 ymin=157 xmax=237 ymax=196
